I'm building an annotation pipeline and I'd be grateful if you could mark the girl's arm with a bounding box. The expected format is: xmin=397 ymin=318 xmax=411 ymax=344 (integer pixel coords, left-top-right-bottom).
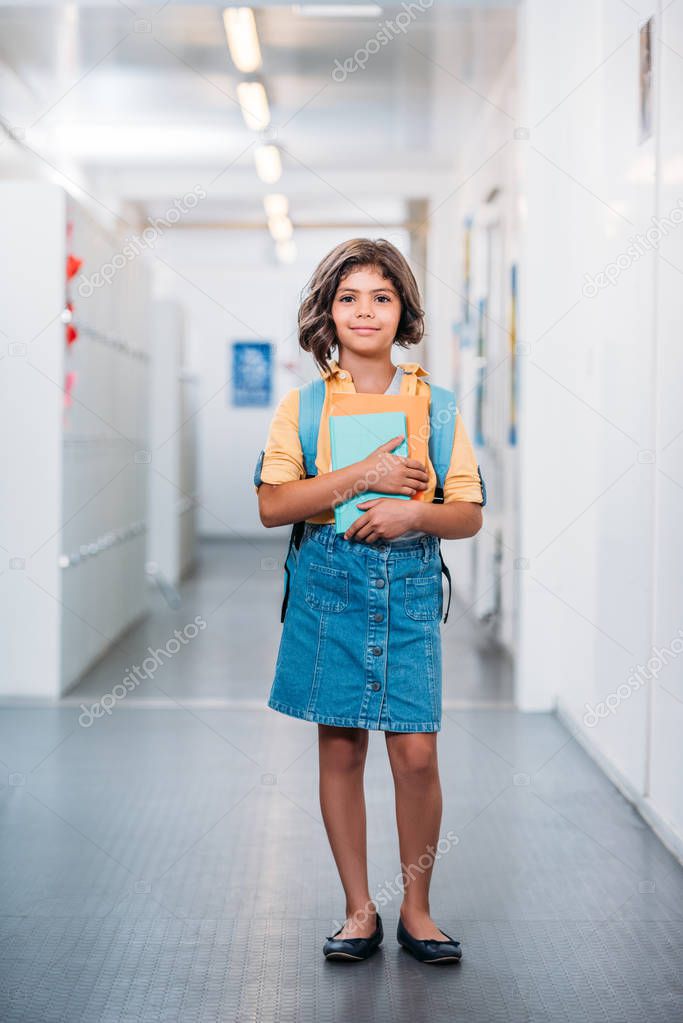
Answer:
xmin=343 ymin=409 xmax=487 ymax=542
xmin=258 ymin=461 xmax=372 ymax=528
xmin=258 ymin=436 xmax=429 ymax=528
xmin=411 ymin=500 xmax=483 ymax=539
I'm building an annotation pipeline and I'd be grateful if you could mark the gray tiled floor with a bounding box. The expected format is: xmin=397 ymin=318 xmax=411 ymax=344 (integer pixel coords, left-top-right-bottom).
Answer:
xmin=0 ymin=540 xmax=681 ymax=1022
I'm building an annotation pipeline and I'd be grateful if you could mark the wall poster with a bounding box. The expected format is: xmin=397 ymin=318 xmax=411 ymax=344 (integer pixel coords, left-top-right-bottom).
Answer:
xmin=231 ymin=341 xmax=273 ymax=407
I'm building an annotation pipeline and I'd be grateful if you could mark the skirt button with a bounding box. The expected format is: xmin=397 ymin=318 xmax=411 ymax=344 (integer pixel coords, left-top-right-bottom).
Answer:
xmin=372 ymin=645 xmax=383 ymax=655
xmin=373 ymin=612 xmax=383 ymax=622
xmin=374 ymin=578 xmax=385 ymax=588
xmin=370 ymin=681 xmax=381 ymax=690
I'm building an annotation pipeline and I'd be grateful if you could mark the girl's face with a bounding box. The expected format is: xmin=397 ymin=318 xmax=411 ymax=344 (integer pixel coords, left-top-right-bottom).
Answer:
xmin=331 ymin=265 xmax=402 ymax=359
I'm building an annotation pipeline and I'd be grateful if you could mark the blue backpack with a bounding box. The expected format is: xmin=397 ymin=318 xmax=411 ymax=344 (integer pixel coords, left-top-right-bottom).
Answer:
xmin=255 ymin=378 xmax=484 ymax=625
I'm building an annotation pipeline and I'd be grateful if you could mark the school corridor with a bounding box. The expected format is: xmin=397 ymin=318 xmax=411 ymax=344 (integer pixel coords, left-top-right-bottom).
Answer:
xmin=2 ymin=0 xmax=683 ymax=1020
xmin=0 ymin=538 xmax=680 ymax=1021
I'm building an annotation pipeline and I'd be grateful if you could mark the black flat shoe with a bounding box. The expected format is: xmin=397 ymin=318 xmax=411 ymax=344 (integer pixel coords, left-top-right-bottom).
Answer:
xmin=323 ymin=912 xmax=383 ymax=961
xmin=397 ymin=915 xmax=462 ymax=964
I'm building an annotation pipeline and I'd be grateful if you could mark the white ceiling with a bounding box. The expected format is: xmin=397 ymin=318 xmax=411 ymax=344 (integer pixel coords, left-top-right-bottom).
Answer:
xmin=0 ymin=2 xmax=517 ymax=224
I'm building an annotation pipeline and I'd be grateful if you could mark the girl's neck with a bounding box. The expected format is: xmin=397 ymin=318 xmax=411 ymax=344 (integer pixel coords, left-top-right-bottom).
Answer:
xmin=337 ymin=352 xmax=397 ymax=394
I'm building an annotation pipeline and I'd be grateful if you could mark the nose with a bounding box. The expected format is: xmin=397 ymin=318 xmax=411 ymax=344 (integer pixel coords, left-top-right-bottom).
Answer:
xmin=356 ymin=300 xmax=374 ymax=318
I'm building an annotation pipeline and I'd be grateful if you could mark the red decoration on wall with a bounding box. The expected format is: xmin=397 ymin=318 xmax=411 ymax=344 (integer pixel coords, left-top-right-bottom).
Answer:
xmin=64 ymin=370 xmax=78 ymax=408
xmin=65 ymin=221 xmax=81 ymax=349
xmin=66 ymin=254 xmax=82 ymax=280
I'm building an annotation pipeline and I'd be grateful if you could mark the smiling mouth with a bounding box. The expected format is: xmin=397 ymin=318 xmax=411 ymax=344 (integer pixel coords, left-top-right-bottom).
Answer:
xmin=350 ymin=326 xmax=379 ymax=331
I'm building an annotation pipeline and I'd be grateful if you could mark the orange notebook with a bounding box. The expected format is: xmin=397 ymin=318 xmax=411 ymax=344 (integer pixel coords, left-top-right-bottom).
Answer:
xmin=328 ymin=392 xmax=431 ymax=501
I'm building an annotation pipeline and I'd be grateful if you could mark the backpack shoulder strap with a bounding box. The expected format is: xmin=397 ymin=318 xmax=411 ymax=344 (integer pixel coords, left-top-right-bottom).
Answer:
xmin=427 ymin=383 xmax=457 ymax=494
xmin=279 ymin=378 xmax=324 ymax=623
xmin=298 ymin=378 xmax=326 ymax=478
xmin=297 ymin=375 xmax=458 ymax=490
xmin=427 ymin=382 xmax=457 ymax=624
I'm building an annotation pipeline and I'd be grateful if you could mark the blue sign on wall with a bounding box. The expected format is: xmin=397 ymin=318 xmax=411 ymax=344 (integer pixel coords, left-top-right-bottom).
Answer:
xmin=231 ymin=341 xmax=273 ymax=407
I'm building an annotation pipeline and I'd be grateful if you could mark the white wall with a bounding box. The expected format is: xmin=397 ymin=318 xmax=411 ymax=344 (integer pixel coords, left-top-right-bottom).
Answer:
xmin=147 ymin=300 xmax=199 ymax=586
xmin=61 ymin=193 xmax=150 ymax=689
xmin=178 ymin=367 xmax=200 ymax=579
xmin=648 ymin=0 xmax=683 ymax=855
xmin=517 ymin=0 xmax=607 ymax=716
xmin=429 ymin=43 xmax=520 ymax=654
xmin=0 ymin=183 xmax=65 ymax=697
xmin=0 ymin=182 xmax=151 ymax=697
xmin=517 ymin=0 xmax=683 ymax=856
xmin=149 ymin=301 xmax=187 ymax=587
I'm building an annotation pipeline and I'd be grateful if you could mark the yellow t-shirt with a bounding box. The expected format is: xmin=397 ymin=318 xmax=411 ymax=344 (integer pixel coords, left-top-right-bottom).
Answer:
xmin=254 ymin=359 xmax=486 ymax=525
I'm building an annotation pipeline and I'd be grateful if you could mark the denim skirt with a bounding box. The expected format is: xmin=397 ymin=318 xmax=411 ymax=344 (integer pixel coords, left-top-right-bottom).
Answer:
xmin=267 ymin=522 xmax=444 ymax=732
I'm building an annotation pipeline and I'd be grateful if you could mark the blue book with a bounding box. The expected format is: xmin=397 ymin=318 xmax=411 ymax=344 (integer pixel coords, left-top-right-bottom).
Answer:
xmin=329 ymin=411 xmax=409 ymax=534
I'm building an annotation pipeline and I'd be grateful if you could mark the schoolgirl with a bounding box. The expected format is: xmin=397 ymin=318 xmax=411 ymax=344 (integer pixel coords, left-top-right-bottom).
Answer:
xmin=254 ymin=238 xmax=485 ymax=963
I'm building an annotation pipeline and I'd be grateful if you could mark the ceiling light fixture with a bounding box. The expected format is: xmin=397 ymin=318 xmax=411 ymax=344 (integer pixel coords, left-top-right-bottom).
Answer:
xmin=291 ymin=4 xmax=382 ymax=17
xmin=237 ymin=81 xmax=270 ymax=131
xmin=263 ymin=193 xmax=289 ymax=218
xmin=276 ymin=239 xmax=297 ymax=264
xmin=223 ymin=7 xmax=262 ymax=72
xmin=268 ymin=214 xmax=293 ymax=242
xmin=254 ymin=144 xmax=282 ymax=183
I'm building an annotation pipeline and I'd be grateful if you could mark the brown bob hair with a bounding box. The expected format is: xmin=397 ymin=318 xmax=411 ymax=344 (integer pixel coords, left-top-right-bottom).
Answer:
xmin=298 ymin=238 xmax=425 ymax=375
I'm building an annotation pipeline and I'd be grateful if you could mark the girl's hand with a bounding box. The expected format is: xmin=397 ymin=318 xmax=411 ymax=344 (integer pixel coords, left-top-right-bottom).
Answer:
xmin=357 ymin=435 xmax=429 ymax=497
xmin=344 ymin=497 xmax=422 ymax=543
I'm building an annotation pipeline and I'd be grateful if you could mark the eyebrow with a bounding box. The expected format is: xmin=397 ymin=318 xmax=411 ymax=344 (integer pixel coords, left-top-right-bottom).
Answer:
xmin=337 ymin=286 xmax=396 ymax=293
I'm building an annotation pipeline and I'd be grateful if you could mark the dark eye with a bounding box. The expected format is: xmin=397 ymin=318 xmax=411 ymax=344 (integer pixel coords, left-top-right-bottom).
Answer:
xmin=376 ymin=295 xmax=391 ymax=302
xmin=338 ymin=295 xmax=353 ymax=302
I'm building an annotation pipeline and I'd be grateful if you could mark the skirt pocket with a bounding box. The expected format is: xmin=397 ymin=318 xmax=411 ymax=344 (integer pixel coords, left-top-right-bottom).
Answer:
xmin=404 ymin=574 xmax=442 ymax=621
xmin=304 ymin=562 xmax=349 ymax=614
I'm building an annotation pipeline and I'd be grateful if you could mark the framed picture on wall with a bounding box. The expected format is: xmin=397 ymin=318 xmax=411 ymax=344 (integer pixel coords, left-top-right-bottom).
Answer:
xmin=509 ymin=263 xmax=518 ymax=446
xmin=231 ymin=341 xmax=273 ymax=407
xmin=462 ymin=215 xmax=473 ymax=324
xmin=639 ymin=17 xmax=653 ymax=143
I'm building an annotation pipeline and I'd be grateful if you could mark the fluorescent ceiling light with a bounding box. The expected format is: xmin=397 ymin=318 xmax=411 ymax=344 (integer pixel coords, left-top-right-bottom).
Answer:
xmin=276 ymin=239 xmax=297 ymax=264
xmin=237 ymin=81 xmax=270 ymax=131
xmin=223 ymin=7 xmax=262 ymax=73
xmin=268 ymin=214 xmax=293 ymax=241
xmin=254 ymin=143 xmax=281 ymax=183
xmin=263 ymin=193 xmax=288 ymax=218
xmin=292 ymin=4 xmax=382 ymax=16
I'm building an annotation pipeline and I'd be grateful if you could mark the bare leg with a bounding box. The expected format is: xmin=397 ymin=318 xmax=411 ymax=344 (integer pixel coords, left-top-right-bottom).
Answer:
xmin=318 ymin=724 xmax=377 ymax=937
xmin=385 ymin=731 xmax=450 ymax=940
